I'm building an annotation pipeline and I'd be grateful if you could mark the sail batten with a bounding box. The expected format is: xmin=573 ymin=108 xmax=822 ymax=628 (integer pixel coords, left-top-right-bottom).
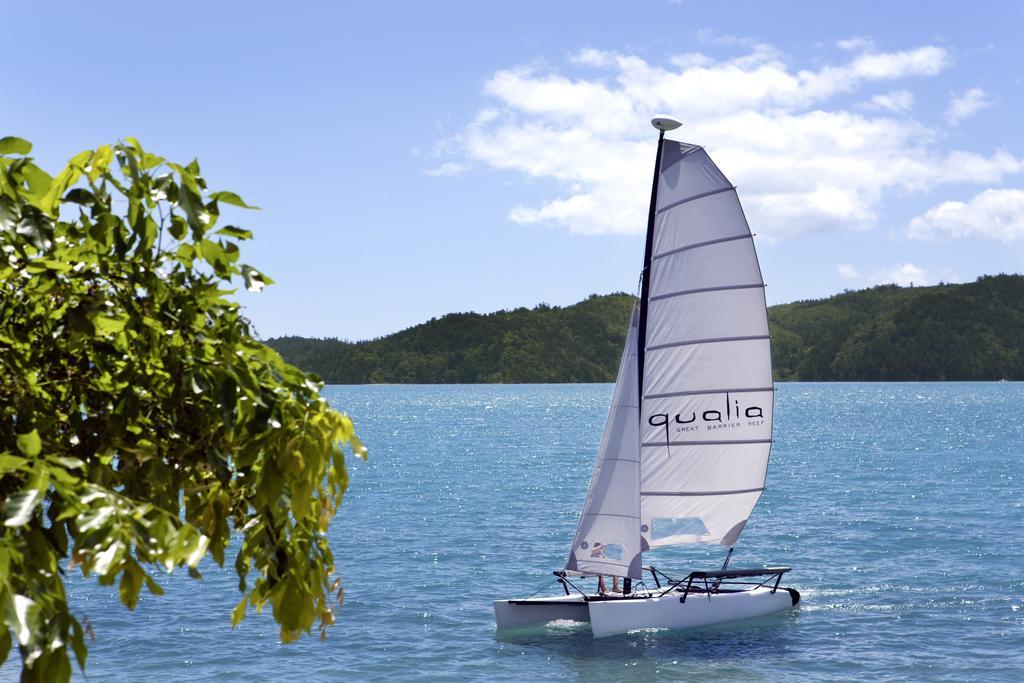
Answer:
xmin=641 ymin=487 xmax=766 ymax=497
xmin=650 ymin=283 xmax=765 ymax=302
xmin=656 ymin=185 xmax=737 ymax=214
xmin=653 ymin=233 xmax=752 ymax=260
xmin=646 ymin=386 xmax=774 ymax=399
xmin=647 ymin=334 xmax=771 ymax=351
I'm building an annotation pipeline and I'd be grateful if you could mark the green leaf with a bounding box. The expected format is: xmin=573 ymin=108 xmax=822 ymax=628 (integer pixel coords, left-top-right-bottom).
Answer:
xmin=231 ymin=596 xmax=248 ymax=626
xmin=0 ymin=627 xmax=10 ymax=668
xmin=87 ymin=145 xmax=114 ymax=182
xmin=119 ymin=560 xmax=143 ymax=610
xmin=140 ymin=152 xmax=166 ymax=170
xmin=185 ymin=534 xmax=210 ymax=568
xmin=19 ymin=162 xmax=53 ymax=197
xmin=350 ymin=434 xmax=368 ymax=461
xmin=62 ymin=188 xmax=95 ymax=206
xmin=93 ymin=541 xmax=124 ymax=576
xmin=16 ymin=211 xmax=53 ymax=251
xmin=47 ymin=456 xmax=85 ymax=470
xmin=39 ymin=646 xmax=72 ymax=682
xmin=93 ymin=314 xmax=127 ymax=337
xmin=291 ymin=478 xmax=312 ymax=519
xmin=168 ymin=215 xmax=188 ymax=241
xmin=143 ymin=574 xmax=165 ymax=597
xmin=0 ymin=199 xmax=18 ymax=230
xmin=168 ymin=162 xmax=201 ymax=196
xmin=197 ymin=239 xmax=225 ymax=265
xmin=39 ymin=150 xmax=88 ymax=215
xmin=2 ymin=593 xmax=40 ymax=646
xmin=241 ymin=264 xmax=273 ymax=293
xmin=69 ymin=620 xmax=88 ymax=671
xmin=175 ymin=243 xmax=195 ymax=266
xmin=276 ymin=577 xmax=303 ymax=637
xmin=16 ymin=429 xmax=41 ymax=457
xmin=209 ymin=191 xmax=259 ymax=210
xmin=0 ymin=454 xmax=28 ymax=473
xmin=0 ymin=137 xmax=31 ymax=155
xmin=217 ymin=225 xmax=253 ymax=240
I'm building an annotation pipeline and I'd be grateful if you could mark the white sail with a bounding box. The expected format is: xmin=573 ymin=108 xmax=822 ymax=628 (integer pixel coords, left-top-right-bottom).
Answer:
xmin=639 ymin=141 xmax=772 ymax=550
xmin=565 ymin=138 xmax=772 ymax=579
xmin=565 ymin=309 xmax=643 ymax=579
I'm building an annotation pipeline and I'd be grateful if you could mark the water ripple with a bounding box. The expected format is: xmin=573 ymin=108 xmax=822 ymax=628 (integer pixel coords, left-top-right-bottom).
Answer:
xmin=1 ymin=383 xmax=1018 ymax=682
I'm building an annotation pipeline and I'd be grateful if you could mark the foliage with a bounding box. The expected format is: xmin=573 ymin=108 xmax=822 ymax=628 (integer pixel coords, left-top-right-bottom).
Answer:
xmin=0 ymin=137 xmax=365 ymax=680
xmin=267 ymin=293 xmax=637 ymax=383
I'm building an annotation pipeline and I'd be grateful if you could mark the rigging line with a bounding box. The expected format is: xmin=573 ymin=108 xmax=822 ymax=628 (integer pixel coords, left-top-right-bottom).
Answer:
xmin=525 ymin=577 xmax=562 ymax=600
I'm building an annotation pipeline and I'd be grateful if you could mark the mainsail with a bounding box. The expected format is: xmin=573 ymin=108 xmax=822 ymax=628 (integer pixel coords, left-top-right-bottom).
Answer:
xmin=566 ymin=138 xmax=773 ymax=579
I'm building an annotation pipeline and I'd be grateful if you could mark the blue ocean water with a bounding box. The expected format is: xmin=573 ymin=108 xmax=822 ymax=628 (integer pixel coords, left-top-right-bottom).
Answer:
xmin=3 ymin=383 xmax=1022 ymax=681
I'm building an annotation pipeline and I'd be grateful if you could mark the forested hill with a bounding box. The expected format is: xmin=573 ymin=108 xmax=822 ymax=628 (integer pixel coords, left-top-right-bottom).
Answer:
xmin=769 ymin=274 xmax=1024 ymax=380
xmin=265 ymin=274 xmax=1024 ymax=383
xmin=266 ymin=293 xmax=637 ymax=383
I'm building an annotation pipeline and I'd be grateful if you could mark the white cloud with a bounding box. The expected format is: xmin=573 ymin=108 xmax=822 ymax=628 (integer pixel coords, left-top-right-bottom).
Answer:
xmin=838 ymin=261 xmax=956 ymax=287
xmin=862 ymin=89 xmax=914 ymax=113
xmin=946 ymin=87 xmax=992 ymax=125
xmin=881 ymin=263 xmax=927 ymax=286
xmin=439 ymin=45 xmax=1021 ymax=237
xmin=424 ymin=162 xmax=470 ymax=177
xmin=695 ymin=29 xmax=765 ymax=49
xmin=837 ymin=36 xmax=875 ymax=52
xmin=909 ymin=188 xmax=1024 ymax=241
xmin=837 ymin=263 xmax=861 ymax=279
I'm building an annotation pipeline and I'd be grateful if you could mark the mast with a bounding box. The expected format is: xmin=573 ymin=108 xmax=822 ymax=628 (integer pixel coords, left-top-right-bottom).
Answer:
xmin=637 ymin=117 xmax=682 ymax=435
xmin=632 ymin=116 xmax=682 ymax=595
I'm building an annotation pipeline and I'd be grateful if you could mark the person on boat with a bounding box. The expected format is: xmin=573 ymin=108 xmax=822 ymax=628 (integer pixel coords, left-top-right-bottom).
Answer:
xmin=590 ymin=543 xmax=620 ymax=594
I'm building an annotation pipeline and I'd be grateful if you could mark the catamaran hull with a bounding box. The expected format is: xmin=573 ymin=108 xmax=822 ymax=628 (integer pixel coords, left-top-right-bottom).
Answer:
xmin=493 ymin=595 xmax=590 ymax=630
xmin=588 ymin=586 xmax=798 ymax=638
xmin=494 ymin=586 xmax=799 ymax=636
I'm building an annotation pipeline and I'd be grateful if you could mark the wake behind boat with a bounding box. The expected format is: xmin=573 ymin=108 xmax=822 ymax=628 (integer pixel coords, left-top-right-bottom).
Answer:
xmin=494 ymin=116 xmax=800 ymax=638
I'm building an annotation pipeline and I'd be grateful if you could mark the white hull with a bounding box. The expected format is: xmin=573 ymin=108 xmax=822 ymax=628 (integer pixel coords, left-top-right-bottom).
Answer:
xmin=589 ymin=585 xmax=797 ymax=638
xmin=494 ymin=586 xmax=798 ymax=637
xmin=493 ymin=593 xmax=591 ymax=630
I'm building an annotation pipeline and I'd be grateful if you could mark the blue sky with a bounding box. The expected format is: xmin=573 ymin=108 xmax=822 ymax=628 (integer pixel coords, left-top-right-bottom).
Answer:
xmin=5 ymin=1 xmax=1023 ymax=339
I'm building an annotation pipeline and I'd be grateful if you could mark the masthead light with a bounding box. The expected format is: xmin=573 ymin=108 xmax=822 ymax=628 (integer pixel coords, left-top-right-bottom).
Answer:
xmin=651 ymin=116 xmax=683 ymax=132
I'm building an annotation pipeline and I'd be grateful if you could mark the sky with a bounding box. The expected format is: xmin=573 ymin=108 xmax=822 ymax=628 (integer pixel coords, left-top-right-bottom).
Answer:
xmin=4 ymin=1 xmax=1024 ymax=340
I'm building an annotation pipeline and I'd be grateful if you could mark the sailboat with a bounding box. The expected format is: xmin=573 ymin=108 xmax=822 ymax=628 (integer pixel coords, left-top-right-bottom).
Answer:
xmin=493 ymin=116 xmax=799 ymax=638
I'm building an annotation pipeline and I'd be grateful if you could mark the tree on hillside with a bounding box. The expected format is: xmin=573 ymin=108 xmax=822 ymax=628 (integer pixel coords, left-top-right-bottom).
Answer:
xmin=0 ymin=137 xmax=365 ymax=681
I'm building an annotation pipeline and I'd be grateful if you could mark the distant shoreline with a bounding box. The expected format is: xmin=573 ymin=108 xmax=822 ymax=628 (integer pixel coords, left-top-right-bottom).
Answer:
xmin=268 ymin=275 xmax=1024 ymax=383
